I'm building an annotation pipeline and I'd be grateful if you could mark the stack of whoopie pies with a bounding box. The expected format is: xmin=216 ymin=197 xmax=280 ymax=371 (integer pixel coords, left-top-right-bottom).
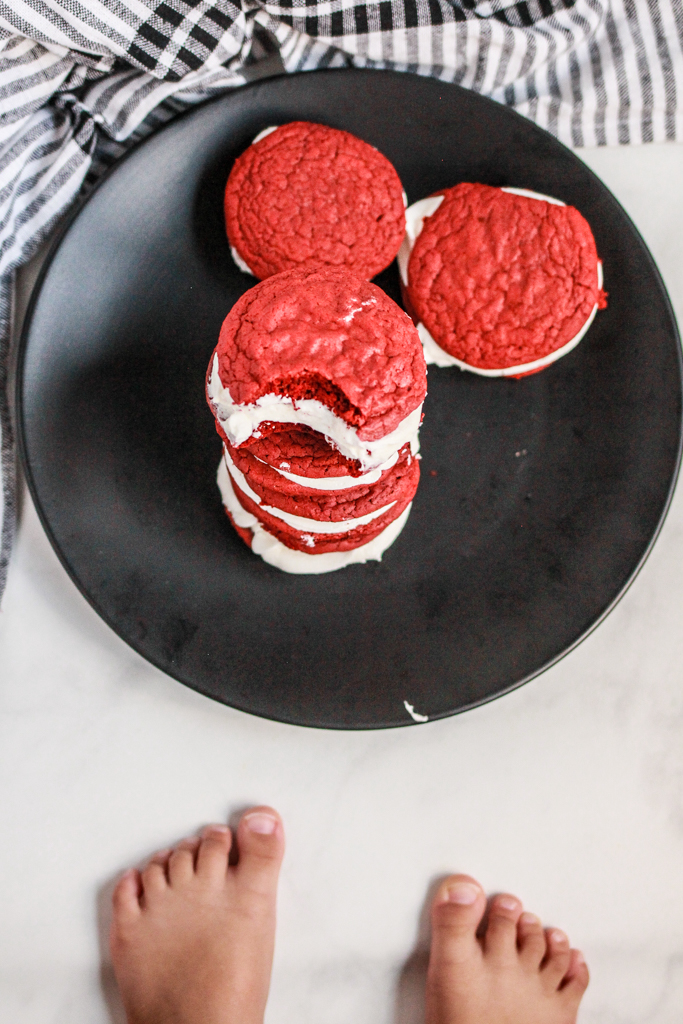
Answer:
xmin=206 ymin=122 xmax=607 ymax=574
xmin=206 ymin=124 xmax=425 ymax=574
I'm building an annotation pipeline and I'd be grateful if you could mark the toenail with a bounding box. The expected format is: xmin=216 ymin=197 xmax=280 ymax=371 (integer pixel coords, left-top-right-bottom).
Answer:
xmin=445 ymin=882 xmax=480 ymax=905
xmin=574 ymin=951 xmax=585 ymax=965
xmin=550 ymin=929 xmax=568 ymax=945
xmin=244 ymin=812 xmax=278 ymax=835
xmin=203 ymin=825 xmax=229 ymax=836
xmin=496 ymin=896 xmax=520 ymax=911
xmin=520 ymin=912 xmax=540 ymax=926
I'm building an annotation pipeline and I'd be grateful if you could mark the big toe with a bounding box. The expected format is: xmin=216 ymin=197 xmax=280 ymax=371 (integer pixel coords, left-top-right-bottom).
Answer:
xmin=112 ymin=869 xmax=142 ymax=926
xmin=110 ymin=869 xmax=142 ymax=962
xmin=429 ymin=875 xmax=487 ymax=968
xmin=234 ymin=807 xmax=285 ymax=898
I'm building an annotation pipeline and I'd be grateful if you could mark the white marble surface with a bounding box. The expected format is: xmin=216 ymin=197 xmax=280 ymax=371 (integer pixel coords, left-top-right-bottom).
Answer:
xmin=2 ymin=144 xmax=683 ymax=1024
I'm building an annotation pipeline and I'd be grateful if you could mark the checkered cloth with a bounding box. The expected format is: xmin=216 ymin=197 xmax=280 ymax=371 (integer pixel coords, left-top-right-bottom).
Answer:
xmin=1 ymin=0 xmax=682 ymax=604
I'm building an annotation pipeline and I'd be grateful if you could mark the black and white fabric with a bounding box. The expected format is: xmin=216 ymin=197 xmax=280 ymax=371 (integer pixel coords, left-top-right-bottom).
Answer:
xmin=1 ymin=0 xmax=682 ymax=604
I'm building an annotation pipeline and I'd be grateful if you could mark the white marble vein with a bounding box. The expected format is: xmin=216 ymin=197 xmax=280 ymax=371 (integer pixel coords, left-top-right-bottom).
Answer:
xmin=1 ymin=144 xmax=683 ymax=1023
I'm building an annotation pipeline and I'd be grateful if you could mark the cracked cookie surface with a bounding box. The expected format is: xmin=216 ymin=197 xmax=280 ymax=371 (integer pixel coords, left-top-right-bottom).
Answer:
xmin=407 ymin=182 xmax=606 ymax=369
xmin=210 ymin=265 xmax=426 ymax=442
xmin=225 ymin=121 xmax=406 ymax=280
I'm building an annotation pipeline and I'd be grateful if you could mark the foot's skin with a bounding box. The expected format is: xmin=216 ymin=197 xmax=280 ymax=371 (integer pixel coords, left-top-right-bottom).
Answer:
xmin=426 ymin=875 xmax=589 ymax=1024
xmin=110 ymin=807 xmax=284 ymax=1024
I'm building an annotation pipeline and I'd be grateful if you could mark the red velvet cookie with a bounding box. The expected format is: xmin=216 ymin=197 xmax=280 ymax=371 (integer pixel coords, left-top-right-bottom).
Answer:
xmin=222 ymin=498 xmax=412 ymax=556
xmin=206 ymin=266 xmax=426 ymax=466
xmin=225 ymin=122 xmax=406 ymax=281
xmin=218 ymin=457 xmax=415 ymax=568
xmin=222 ymin=425 xmax=365 ymax=479
xmin=404 ymin=183 xmax=607 ymax=374
xmin=226 ymin=436 xmax=412 ymax=494
xmin=228 ymin=469 xmax=417 ymax=555
xmin=225 ymin=442 xmax=418 ymax=517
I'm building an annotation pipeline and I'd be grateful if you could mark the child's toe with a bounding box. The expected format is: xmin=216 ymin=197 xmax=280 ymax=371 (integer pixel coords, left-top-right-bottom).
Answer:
xmin=429 ymin=875 xmax=487 ymax=968
xmin=561 ymin=948 xmax=590 ymax=1001
xmin=196 ymin=825 xmax=232 ymax=883
xmin=168 ymin=837 xmax=200 ymax=886
xmin=112 ymin=869 xmax=142 ymax=924
xmin=483 ymin=894 xmax=523 ymax=962
xmin=517 ymin=911 xmax=547 ymax=968
xmin=234 ymin=808 xmax=285 ymax=897
xmin=541 ymin=928 xmax=572 ymax=989
xmin=141 ymin=858 xmax=169 ymax=898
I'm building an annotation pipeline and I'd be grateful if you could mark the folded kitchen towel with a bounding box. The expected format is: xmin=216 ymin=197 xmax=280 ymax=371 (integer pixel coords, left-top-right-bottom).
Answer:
xmin=1 ymin=0 xmax=682 ymax=606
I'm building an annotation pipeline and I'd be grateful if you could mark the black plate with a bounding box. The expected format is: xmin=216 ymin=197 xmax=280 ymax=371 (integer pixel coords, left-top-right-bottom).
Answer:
xmin=18 ymin=70 xmax=682 ymax=729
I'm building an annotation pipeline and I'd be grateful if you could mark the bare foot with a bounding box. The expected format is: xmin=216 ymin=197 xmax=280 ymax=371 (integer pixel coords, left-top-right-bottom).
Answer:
xmin=425 ymin=875 xmax=589 ymax=1024
xmin=110 ymin=807 xmax=284 ymax=1024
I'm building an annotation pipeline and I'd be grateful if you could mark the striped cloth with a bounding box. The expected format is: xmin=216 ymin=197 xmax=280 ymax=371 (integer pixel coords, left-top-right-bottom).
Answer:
xmin=1 ymin=0 xmax=682 ymax=605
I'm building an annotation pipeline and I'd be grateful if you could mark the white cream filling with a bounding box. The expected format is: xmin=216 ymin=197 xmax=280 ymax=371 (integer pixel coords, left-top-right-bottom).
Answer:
xmin=217 ymin=458 xmax=412 ymax=574
xmin=223 ymin=447 xmax=396 ymax=533
xmin=208 ymin=354 xmax=422 ymax=471
xmin=229 ymin=127 xmax=279 ymax=276
xmin=499 ymin=187 xmax=566 ymax=206
xmin=255 ymin=449 xmax=400 ymax=490
xmin=404 ymin=700 xmax=429 ymax=723
xmin=252 ymin=125 xmax=279 ymax=144
xmin=397 ymin=195 xmax=445 ymax=287
xmin=399 ymin=188 xmax=602 ymax=376
xmin=230 ymin=244 xmax=255 ymax=276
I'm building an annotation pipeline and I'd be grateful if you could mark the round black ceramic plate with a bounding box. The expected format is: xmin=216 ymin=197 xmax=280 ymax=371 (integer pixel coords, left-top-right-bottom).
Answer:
xmin=18 ymin=70 xmax=682 ymax=729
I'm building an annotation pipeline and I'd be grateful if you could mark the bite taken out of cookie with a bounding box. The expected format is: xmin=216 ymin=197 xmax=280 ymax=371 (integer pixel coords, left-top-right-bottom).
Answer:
xmin=206 ymin=265 xmax=426 ymax=574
